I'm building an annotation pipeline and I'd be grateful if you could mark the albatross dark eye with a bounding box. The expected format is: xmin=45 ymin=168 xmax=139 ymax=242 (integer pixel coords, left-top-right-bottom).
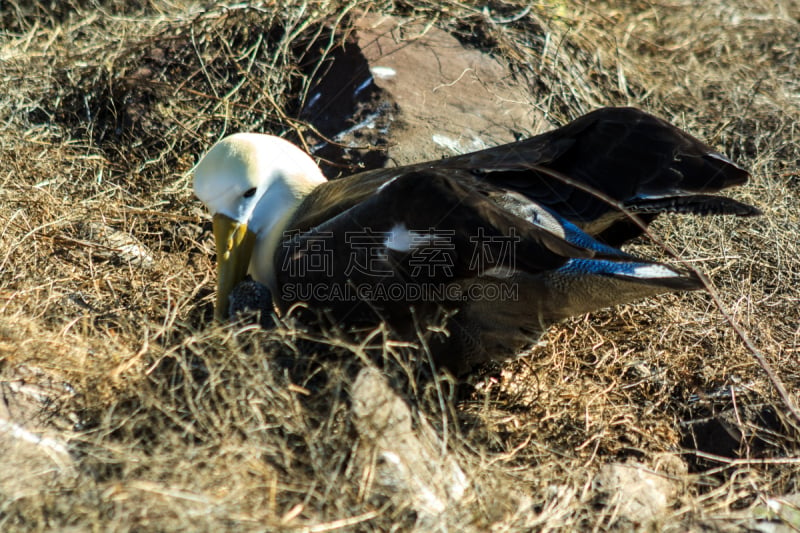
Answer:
xmin=243 ymin=187 xmax=257 ymax=198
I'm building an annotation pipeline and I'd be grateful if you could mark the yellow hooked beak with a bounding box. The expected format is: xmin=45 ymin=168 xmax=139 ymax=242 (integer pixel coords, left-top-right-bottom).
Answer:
xmin=212 ymin=213 xmax=256 ymax=320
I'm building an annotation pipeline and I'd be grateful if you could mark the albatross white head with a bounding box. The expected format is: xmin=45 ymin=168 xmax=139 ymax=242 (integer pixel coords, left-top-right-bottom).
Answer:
xmin=193 ymin=133 xmax=327 ymax=320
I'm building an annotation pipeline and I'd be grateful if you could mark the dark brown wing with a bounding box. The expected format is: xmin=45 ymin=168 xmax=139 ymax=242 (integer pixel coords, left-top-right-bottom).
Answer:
xmin=277 ymin=168 xmax=705 ymax=376
xmin=296 ymin=107 xmax=759 ymax=247
xmin=276 ymin=170 xmax=595 ymax=325
xmin=430 ymin=107 xmax=759 ymax=244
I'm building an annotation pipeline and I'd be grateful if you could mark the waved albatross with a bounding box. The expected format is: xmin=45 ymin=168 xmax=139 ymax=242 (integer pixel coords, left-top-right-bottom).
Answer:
xmin=193 ymin=107 xmax=759 ymax=375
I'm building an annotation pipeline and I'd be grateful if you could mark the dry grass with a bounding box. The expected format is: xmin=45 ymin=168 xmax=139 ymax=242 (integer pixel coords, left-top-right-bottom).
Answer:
xmin=1 ymin=0 xmax=799 ymax=530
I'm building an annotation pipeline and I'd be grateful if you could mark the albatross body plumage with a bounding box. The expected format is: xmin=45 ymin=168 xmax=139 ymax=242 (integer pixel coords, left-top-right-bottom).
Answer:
xmin=193 ymin=107 xmax=759 ymax=375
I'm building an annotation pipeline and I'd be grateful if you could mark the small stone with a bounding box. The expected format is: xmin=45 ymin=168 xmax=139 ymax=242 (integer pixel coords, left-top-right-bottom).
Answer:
xmin=593 ymin=454 xmax=686 ymax=526
xmin=351 ymin=368 xmax=469 ymax=521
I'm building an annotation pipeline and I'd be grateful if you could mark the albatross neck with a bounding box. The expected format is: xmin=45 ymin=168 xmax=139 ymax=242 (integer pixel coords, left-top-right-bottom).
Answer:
xmin=250 ymin=177 xmax=323 ymax=293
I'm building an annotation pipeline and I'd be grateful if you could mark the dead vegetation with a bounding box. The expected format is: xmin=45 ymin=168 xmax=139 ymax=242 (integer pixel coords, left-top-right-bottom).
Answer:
xmin=1 ymin=0 xmax=799 ymax=530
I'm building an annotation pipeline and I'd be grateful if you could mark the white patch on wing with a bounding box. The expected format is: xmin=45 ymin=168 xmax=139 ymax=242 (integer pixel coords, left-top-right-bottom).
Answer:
xmin=630 ymin=264 xmax=681 ymax=278
xmin=370 ymin=66 xmax=396 ymax=79
xmin=384 ymin=223 xmax=440 ymax=252
xmin=481 ymin=266 xmax=518 ymax=279
xmin=706 ymin=151 xmax=734 ymax=164
xmin=634 ymin=193 xmax=670 ymax=199
xmin=504 ymin=193 xmax=565 ymax=239
xmin=376 ymin=175 xmax=400 ymax=193
xmin=385 ymin=223 xmax=414 ymax=252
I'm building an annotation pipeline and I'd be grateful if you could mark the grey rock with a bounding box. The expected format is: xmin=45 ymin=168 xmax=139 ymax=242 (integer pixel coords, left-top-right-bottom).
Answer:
xmin=351 ymin=368 xmax=468 ymax=521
